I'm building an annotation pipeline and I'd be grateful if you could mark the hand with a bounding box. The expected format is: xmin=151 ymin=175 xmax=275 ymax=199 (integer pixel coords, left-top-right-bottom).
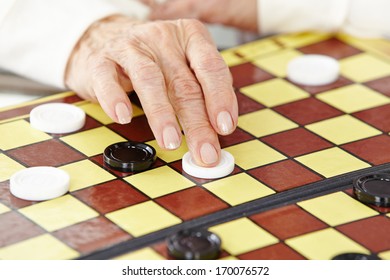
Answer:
xmin=142 ymin=0 xmax=258 ymax=32
xmin=65 ymin=15 xmax=238 ymax=167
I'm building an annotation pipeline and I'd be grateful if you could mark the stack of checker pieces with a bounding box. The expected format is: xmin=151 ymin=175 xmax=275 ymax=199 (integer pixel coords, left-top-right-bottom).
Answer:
xmin=0 ymin=32 xmax=389 ymax=260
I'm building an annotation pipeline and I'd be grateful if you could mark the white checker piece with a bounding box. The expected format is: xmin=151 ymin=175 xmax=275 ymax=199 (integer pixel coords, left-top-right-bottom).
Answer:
xmin=30 ymin=103 xmax=86 ymax=134
xmin=10 ymin=167 xmax=70 ymax=201
xmin=182 ymin=150 xmax=235 ymax=179
xmin=287 ymin=54 xmax=340 ymax=86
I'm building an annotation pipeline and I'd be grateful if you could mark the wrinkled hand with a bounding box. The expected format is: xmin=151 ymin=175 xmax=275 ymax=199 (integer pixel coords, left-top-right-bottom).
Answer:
xmin=65 ymin=15 xmax=238 ymax=166
xmin=142 ymin=0 xmax=258 ymax=32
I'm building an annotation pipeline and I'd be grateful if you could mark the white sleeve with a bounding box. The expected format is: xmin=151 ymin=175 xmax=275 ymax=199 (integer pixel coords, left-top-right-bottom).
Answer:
xmin=0 ymin=0 xmax=149 ymax=89
xmin=341 ymin=0 xmax=390 ymax=39
xmin=258 ymin=0 xmax=390 ymax=38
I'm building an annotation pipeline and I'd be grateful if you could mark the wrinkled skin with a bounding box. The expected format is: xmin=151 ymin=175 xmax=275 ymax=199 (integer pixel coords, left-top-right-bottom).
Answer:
xmin=65 ymin=15 xmax=238 ymax=166
xmin=142 ymin=0 xmax=258 ymax=32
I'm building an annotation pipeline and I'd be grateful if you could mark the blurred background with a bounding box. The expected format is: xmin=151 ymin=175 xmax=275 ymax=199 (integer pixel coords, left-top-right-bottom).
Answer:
xmin=0 ymin=1 xmax=257 ymax=109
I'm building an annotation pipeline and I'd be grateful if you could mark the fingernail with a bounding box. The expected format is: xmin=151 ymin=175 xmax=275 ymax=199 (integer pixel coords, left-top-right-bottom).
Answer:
xmin=217 ymin=111 xmax=234 ymax=135
xmin=115 ymin=102 xmax=131 ymax=124
xmin=200 ymin=143 xmax=218 ymax=165
xmin=163 ymin=126 xmax=181 ymax=150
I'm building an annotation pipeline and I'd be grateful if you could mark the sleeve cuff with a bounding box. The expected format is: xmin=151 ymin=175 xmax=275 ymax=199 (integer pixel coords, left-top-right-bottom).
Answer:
xmin=0 ymin=0 xmax=149 ymax=88
xmin=258 ymin=0 xmax=350 ymax=35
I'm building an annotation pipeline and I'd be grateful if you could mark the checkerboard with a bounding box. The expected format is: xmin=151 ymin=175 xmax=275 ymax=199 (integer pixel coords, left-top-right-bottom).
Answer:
xmin=0 ymin=32 xmax=389 ymax=260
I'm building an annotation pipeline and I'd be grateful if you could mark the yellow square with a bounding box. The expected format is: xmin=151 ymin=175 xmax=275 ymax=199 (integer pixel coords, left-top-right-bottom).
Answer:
xmin=316 ymin=84 xmax=390 ymax=113
xmin=105 ymin=201 xmax=181 ymax=237
xmin=340 ymin=53 xmax=390 ymax=82
xmin=80 ymin=102 xmax=143 ymax=125
xmin=221 ymin=50 xmax=245 ymax=67
xmin=79 ymin=103 xmax=114 ymax=125
xmin=241 ymin=78 xmax=309 ymax=107
xmin=305 ymin=115 xmax=381 ymax=145
xmin=220 ymin=256 xmax=238 ymax=260
xmin=295 ymin=147 xmax=370 ymax=178
xmin=18 ymin=195 xmax=98 ymax=232
xmin=378 ymin=250 xmax=390 ymax=260
xmin=276 ymin=32 xmax=332 ymax=48
xmin=285 ymin=228 xmax=370 ymax=260
xmin=204 ymin=173 xmax=275 ymax=206
xmin=60 ymin=159 xmax=115 ymax=192
xmin=0 ymin=203 xmax=10 ymax=215
xmin=0 ymin=120 xmax=51 ymax=150
xmin=225 ymin=140 xmax=286 ymax=170
xmin=235 ymin=39 xmax=281 ymax=60
xmin=124 ymin=166 xmax=194 ymax=199
xmin=298 ymin=192 xmax=378 ymax=226
xmin=238 ymin=109 xmax=298 ymax=138
xmin=253 ymin=49 xmax=302 ymax=77
xmin=115 ymin=248 xmax=164 ymax=260
xmin=209 ymin=218 xmax=278 ymax=256
xmin=337 ymin=34 xmax=387 ymax=55
xmin=0 ymin=233 xmax=79 ymax=260
xmin=0 ymin=154 xmax=25 ymax=182
xmin=146 ymin=137 xmax=188 ymax=163
xmin=60 ymin=126 xmax=126 ymax=156
xmin=127 ymin=98 xmax=144 ymax=118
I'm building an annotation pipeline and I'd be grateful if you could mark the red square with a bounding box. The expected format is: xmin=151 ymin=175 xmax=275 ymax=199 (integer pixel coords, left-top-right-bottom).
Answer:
xmin=155 ymin=187 xmax=228 ymax=221
xmin=336 ymin=216 xmax=390 ymax=253
xmin=53 ymin=216 xmax=131 ymax=254
xmin=238 ymin=243 xmax=305 ymax=260
xmin=299 ymin=38 xmax=362 ymax=59
xmin=290 ymin=76 xmax=353 ymax=95
xmin=73 ymin=180 xmax=148 ymax=214
xmin=261 ymin=128 xmax=332 ymax=157
xmin=353 ymin=104 xmax=390 ymax=133
xmin=274 ymin=98 xmax=343 ymax=125
xmin=108 ymin=115 xmax=155 ymax=142
xmin=152 ymin=242 xmax=173 ymax=260
xmin=230 ymin=62 xmax=274 ymax=88
xmin=219 ymin=127 xmax=254 ymax=148
xmin=250 ymin=204 xmax=327 ymax=240
xmin=236 ymin=90 xmax=265 ymax=115
xmin=249 ymin=160 xmax=322 ymax=192
xmin=365 ymin=76 xmax=390 ymax=97
xmin=0 ymin=181 xmax=35 ymax=209
xmin=342 ymin=135 xmax=390 ymax=166
xmin=0 ymin=212 xmax=44 ymax=247
xmin=7 ymin=139 xmax=84 ymax=167
xmin=69 ymin=114 xmax=102 ymax=134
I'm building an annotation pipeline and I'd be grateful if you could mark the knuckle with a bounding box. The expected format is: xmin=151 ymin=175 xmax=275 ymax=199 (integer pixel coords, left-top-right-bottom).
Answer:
xmin=152 ymin=104 xmax=173 ymax=115
xmin=89 ymin=59 xmax=118 ymax=96
xmin=169 ymin=78 xmax=202 ymax=96
xmin=132 ymin=60 xmax=161 ymax=83
xmin=169 ymin=88 xmax=206 ymax=117
xmin=184 ymin=122 xmax=214 ymax=139
xmin=175 ymin=101 xmax=208 ymax=127
xmin=208 ymin=89 xmax=235 ymax=106
xmin=144 ymin=103 xmax=175 ymax=122
xmin=182 ymin=18 xmax=206 ymax=31
xmin=133 ymin=60 xmax=155 ymax=75
xmin=90 ymin=58 xmax=106 ymax=77
xmin=194 ymin=55 xmax=229 ymax=73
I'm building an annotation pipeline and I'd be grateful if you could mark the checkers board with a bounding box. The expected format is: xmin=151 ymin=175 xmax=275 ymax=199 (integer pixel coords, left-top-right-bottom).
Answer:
xmin=0 ymin=32 xmax=390 ymax=260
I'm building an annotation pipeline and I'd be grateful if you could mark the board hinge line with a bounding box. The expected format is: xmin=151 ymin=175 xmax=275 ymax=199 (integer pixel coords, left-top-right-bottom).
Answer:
xmin=78 ymin=163 xmax=390 ymax=260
